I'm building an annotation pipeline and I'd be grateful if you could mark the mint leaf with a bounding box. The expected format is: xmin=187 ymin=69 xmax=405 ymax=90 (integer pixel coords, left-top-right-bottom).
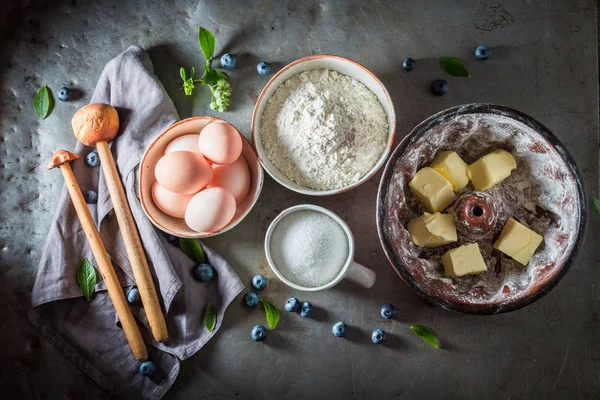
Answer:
xmin=180 ymin=238 xmax=207 ymax=263
xmin=593 ymin=197 xmax=600 ymax=215
xmin=76 ymin=257 xmax=97 ymax=301
xmin=410 ymin=325 xmax=439 ymax=348
xmin=202 ymin=64 xmax=219 ymax=86
xmin=34 ymin=85 xmax=54 ymax=119
xmin=260 ymin=299 xmax=280 ymax=329
xmin=204 ymin=302 xmax=217 ymax=332
xmin=198 ymin=27 xmax=216 ymax=61
xmin=180 ymin=67 xmax=186 ymax=81
xmin=438 ymin=57 xmax=471 ymax=78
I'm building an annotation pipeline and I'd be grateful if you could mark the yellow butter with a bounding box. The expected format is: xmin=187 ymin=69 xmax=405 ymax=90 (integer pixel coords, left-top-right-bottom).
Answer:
xmin=407 ymin=212 xmax=457 ymax=247
xmin=441 ymin=243 xmax=487 ymax=277
xmin=467 ymin=149 xmax=517 ymax=191
xmin=494 ymin=218 xmax=543 ymax=265
xmin=408 ymin=167 xmax=455 ymax=213
xmin=430 ymin=151 xmax=469 ymax=191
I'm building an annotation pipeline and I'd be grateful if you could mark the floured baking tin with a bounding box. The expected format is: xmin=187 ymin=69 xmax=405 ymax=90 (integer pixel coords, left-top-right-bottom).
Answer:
xmin=377 ymin=104 xmax=587 ymax=314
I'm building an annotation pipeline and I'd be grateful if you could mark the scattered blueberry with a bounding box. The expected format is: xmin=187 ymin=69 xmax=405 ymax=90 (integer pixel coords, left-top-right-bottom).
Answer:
xmin=220 ymin=53 xmax=236 ymax=69
xmin=85 ymin=151 xmax=100 ymax=167
xmin=284 ymin=297 xmax=300 ymax=313
xmin=402 ymin=57 xmax=416 ymax=71
xmin=332 ymin=322 xmax=348 ymax=337
xmin=251 ymin=274 xmax=268 ymax=290
xmin=85 ymin=190 xmax=98 ymax=204
xmin=163 ymin=233 xmax=178 ymax=244
xmin=251 ymin=324 xmax=267 ymax=342
xmin=371 ymin=328 xmax=387 ymax=344
xmin=139 ymin=361 xmax=156 ymax=377
xmin=475 ymin=45 xmax=491 ymax=60
xmin=57 ymin=87 xmax=71 ymax=102
xmin=244 ymin=292 xmax=260 ymax=307
xmin=194 ymin=263 xmax=214 ymax=282
xmin=299 ymin=301 xmax=313 ymax=318
xmin=127 ymin=287 xmax=140 ymax=303
xmin=380 ymin=304 xmax=397 ymax=319
xmin=256 ymin=61 xmax=271 ymax=76
xmin=431 ymin=79 xmax=448 ymax=96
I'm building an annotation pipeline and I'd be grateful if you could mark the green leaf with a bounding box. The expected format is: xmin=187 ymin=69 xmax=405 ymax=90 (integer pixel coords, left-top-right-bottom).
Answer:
xmin=180 ymin=67 xmax=186 ymax=81
xmin=76 ymin=257 xmax=97 ymax=301
xmin=34 ymin=85 xmax=54 ymax=119
xmin=179 ymin=238 xmax=207 ymax=263
xmin=260 ymin=299 xmax=280 ymax=329
xmin=204 ymin=302 xmax=217 ymax=332
xmin=215 ymin=71 xmax=230 ymax=83
xmin=410 ymin=325 xmax=439 ymax=348
xmin=438 ymin=57 xmax=471 ymax=78
xmin=198 ymin=27 xmax=216 ymax=61
xmin=202 ymin=64 xmax=219 ymax=86
xmin=593 ymin=197 xmax=600 ymax=215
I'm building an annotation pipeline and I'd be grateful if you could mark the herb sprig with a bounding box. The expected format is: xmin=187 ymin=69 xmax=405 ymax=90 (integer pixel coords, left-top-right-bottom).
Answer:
xmin=180 ymin=27 xmax=232 ymax=112
xmin=410 ymin=324 xmax=439 ymax=348
xmin=76 ymin=257 xmax=97 ymax=301
xmin=34 ymin=85 xmax=54 ymax=119
xmin=260 ymin=299 xmax=280 ymax=329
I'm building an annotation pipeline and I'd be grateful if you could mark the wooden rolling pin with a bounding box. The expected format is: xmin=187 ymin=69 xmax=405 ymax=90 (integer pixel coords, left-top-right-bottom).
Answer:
xmin=71 ymin=104 xmax=169 ymax=342
xmin=49 ymin=150 xmax=148 ymax=360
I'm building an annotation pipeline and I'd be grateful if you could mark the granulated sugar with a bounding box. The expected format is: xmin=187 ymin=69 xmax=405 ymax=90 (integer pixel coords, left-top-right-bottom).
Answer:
xmin=269 ymin=210 xmax=349 ymax=288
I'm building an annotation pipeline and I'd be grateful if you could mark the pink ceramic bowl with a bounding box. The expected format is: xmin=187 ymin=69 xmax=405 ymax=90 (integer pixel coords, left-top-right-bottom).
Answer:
xmin=139 ymin=116 xmax=264 ymax=238
xmin=252 ymin=54 xmax=396 ymax=196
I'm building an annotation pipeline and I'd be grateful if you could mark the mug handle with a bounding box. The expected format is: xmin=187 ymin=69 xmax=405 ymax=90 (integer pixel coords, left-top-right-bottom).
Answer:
xmin=344 ymin=261 xmax=376 ymax=288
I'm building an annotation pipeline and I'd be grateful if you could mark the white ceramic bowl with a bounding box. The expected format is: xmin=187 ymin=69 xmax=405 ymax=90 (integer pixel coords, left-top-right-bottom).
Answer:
xmin=252 ymin=55 xmax=396 ymax=196
xmin=139 ymin=116 xmax=264 ymax=238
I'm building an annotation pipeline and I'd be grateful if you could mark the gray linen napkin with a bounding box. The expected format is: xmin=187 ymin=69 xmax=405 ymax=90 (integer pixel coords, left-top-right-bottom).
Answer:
xmin=28 ymin=45 xmax=244 ymax=400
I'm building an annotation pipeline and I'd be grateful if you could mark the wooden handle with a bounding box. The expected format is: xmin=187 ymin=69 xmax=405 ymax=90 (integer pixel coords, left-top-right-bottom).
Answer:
xmin=96 ymin=141 xmax=169 ymax=342
xmin=59 ymin=163 xmax=148 ymax=360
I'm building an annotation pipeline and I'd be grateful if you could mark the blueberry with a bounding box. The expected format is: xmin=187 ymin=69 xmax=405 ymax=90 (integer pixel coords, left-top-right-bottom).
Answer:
xmin=163 ymin=233 xmax=178 ymax=244
xmin=380 ymin=304 xmax=397 ymax=319
xmin=299 ymin=301 xmax=313 ymax=317
xmin=127 ymin=287 xmax=140 ymax=303
xmin=251 ymin=324 xmax=267 ymax=342
xmin=85 ymin=151 xmax=100 ymax=167
xmin=284 ymin=297 xmax=300 ymax=312
xmin=402 ymin=57 xmax=416 ymax=71
xmin=251 ymin=274 xmax=268 ymax=290
xmin=194 ymin=263 xmax=214 ymax=281
xmin=139 ymin=361 xmax=156 ymax=376
xmin=244 ymin=292 xmax=259 ymax=307
xmin=475 ymin=45 xmax=491 ymax=60
xmin=332 ymin=321 xmax=347 ymax=337
xmin=431 ymin=79 xmax=448 ymax=96
xmin=220 ymin=53 xmax=236 ymax=69
xmin=85 ymin=190 xmax=98 ymax=204
xmin=371 ymin=328 xmax=387 ymax=344
xmin=256 ymin=61 xmax=271 ymax=76
xmin=57 ymin=87 xmax=71 ymax=102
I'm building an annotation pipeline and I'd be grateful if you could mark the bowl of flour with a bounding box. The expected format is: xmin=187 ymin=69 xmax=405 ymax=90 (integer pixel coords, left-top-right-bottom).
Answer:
xmin=252 ymin=55 xmax=396 ymax=195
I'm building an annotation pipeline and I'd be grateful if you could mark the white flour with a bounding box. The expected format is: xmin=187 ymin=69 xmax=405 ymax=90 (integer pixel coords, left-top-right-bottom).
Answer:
xmin=260 ymin=69 xmax=388 ymax=190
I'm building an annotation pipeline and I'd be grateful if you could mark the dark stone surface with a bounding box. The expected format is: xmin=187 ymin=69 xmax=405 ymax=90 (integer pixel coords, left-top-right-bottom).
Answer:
xmin=0 ymin=0 xmax=598 ymax=399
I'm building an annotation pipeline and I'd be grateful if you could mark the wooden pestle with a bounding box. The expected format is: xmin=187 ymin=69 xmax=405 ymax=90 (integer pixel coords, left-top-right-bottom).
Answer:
xmin=49 ymin=150 xmax=148 ymax=360
xmin=71 ymin=104 xmax=169 ymax=342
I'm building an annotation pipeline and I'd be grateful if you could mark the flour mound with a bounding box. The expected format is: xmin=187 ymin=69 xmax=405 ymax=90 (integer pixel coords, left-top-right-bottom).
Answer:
xmin=260 ymin=69 xmax=388 ymax=191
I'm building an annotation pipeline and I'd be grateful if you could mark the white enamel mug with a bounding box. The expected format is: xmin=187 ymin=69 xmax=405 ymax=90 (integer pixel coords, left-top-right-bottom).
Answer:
xmin=264 ymin=204 xmax=376 ymax=291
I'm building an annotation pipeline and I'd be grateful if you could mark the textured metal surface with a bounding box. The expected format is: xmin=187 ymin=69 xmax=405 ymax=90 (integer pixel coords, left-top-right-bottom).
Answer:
xmin=0 ymin=0 xmax=598 ymax=399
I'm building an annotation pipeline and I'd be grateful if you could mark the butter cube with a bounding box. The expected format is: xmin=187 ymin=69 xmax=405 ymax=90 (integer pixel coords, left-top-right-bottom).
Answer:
xmin=467 ymin=149 xmax=517 ymax=191
xmin=442 ymin=243 xmax=488 ymax=277
xmin=494 ymin=218 xmax=543 ymax=265
xmin=408 ymin=167 xmax=455 ymax=213
xmin=430 ymin=151 xmax=469 ymax=191
xmin=407 ymin=212 xmax=457 ymax=247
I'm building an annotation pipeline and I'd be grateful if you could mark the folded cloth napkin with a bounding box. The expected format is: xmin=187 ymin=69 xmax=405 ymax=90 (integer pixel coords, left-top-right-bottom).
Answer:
xmin=29 ymin=46 xmax=244 ymax=400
